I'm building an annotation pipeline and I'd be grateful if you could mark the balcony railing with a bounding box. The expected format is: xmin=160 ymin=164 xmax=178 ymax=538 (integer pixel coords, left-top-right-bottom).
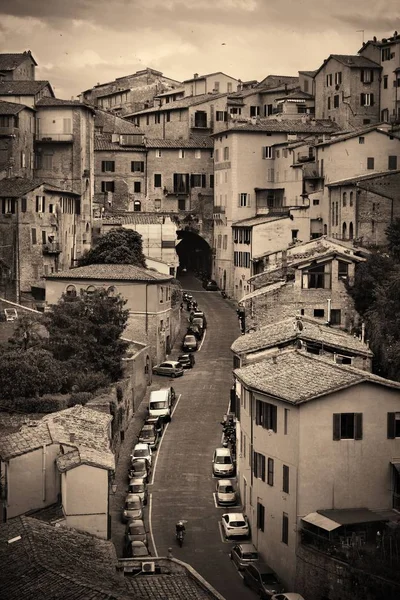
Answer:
xmin=213 ymin=206 xmax=226 ymax=214
xmin=36 ymin=133 xmax=73 ymax=142
xmin=43 ymin=242 xmax=61 ymax=254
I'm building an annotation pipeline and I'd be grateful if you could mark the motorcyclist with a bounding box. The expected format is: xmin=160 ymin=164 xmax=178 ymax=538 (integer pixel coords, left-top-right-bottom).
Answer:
xmin=176 ymin=520 xmax=186 ymax=536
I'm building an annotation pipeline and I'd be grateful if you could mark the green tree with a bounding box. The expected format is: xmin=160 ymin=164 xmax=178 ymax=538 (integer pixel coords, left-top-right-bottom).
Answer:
xmin=8 ymin=313 xmax=49 ymax=351
xmin=78 ymin=228 xmax=146 ymax=268
xmin=43 ymin=288 xmax=129 ymax=382
xmin=385 ymin=218 xmax=400 ymax=261
xmin=346 ymin=252 xmax=395 ymax=317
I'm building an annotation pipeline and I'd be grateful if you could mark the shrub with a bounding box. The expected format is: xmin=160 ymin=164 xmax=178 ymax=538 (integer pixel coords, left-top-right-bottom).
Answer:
xmin=1 ymin=395 xmax=69 ymax=414
xmin=66 ymin=370 xmax=111 ymax=393
xmin=68 ymin=392 xmax=93 ymax=407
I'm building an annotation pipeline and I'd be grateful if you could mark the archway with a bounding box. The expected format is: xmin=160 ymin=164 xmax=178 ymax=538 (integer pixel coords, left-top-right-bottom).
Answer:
xmin=342 ymin=222 xmax=347 ymax=240
xmin=175 ymin=230 xmax=212 ymax=277
xmin=349 ymin=222 xmax=354 ymax=240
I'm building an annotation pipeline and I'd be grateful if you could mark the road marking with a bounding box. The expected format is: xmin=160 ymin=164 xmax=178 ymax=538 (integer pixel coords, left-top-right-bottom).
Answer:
xmin=212 ymin=493 xmax=242 ymax=510
xmin=198 ymin=327 xmax=207 ymax=351
xmin=212 ymin=492 xmax=219 ymax=509
xmin=148 ymin=492 xmax=159 ymax=557
xmin=149 ymin=393 xmax=181 ymax=486
xmin=218 ymin=520 xmax=235 ymax=544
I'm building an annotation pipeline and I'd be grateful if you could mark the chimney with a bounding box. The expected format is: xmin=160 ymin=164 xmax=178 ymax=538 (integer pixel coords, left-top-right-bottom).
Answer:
xmin=272 ymin=355 xmax=277 ymax=364
xmin=70 ymin=432 xmax=76 ymax=443
xmin=193 ymin=73 xmax=199 ymax=79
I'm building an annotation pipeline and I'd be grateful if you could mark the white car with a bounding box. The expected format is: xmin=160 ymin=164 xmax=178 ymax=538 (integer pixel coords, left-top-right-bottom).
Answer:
xmin=271 ymin=595 xmax=306 ymax=600
xmin=212 ymin=447 xmax=235 ymax=477
xmin=216 ymin=479 xmax=237 ymax=506
xmin=221 ymin=512 xmax=250 ymax=539
xmin=131 ymin=443 xmax=152 ymax=465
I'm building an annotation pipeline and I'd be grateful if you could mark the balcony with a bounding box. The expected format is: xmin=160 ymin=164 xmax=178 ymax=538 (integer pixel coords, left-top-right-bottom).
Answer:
xmin=36 ymin=133 xmax=73 ymax=143
xmin=213 ymin=206 xmax=226 ymax=214
xmin=43 ymin=242 xmax=61 ymax=254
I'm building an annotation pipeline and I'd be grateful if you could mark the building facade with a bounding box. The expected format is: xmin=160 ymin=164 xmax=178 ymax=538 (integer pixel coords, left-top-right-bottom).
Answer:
xmin=0 ymin=100 xmax=35 ymax=179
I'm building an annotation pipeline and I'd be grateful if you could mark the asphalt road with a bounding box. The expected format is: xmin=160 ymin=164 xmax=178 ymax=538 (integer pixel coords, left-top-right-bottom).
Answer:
xmin=149 ymin=274 xmax=257 ymax=600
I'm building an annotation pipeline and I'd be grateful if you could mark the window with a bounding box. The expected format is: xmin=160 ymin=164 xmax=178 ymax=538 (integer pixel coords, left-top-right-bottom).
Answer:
xmin=227 ymin=82 xmax=232 ymax=93
xmin=342 ymin=192 xmax=347 ymax=207
xmin=195 ymin=149 xmax=201 ymax=159
xmin=238 ymin=193 xmax=250 ymax=207
xmin=233 ymin=252 xmax=250 ymax=268
xmin=154 ymin=174 xmax=162 ymax=188
xmin=292 ymin=229 xmax=298 ymax=241
xmin=166 ymin=111 xmax=170 ymax=122
xmin=223 ymin=146 xmax=229 ymax=161
xmin=101 ymin=181 xmax=114 ymax=192
xmin=338 ymin=260 xmax=349 ymax=279
xmin=304 ymin=263 xmax=331 ymax=289
xmin=257 ymin=502 xmax=265 ymax=532
xmin=384 ymin=75 xmax=388 ymax=89
xmin=21 ymin=151 xmax=26 ymax=168
xmin=155 ymin=149 xmax=162 ymax=158
xmin=210 ymin=174 xmax=214 ymax=188
xmin=179 ymin=149 xmax=185 ymax=159
xmin=333 ymin=413 xmax=363 ymax=440
xmin=154 ymin=199 xmax=161 ymax=210
xmin=335 ymin=72 xmax=342 ymax=85
xmin=133 ymin=200 xmax=141 ymax=212
xmin=101 ymin=160 xmax=115 ymax=172
xmin=382 ymin=47 xmax=392 ymax=61
xmin=262 ymin=146 xmax=274 ymax=159
xmin=216 ymin=111 xmax=228 ymax=122
xmin=313 ymin=199 xmax=320 ymax=205
xmin=314 ymin=309 xmax=325 ymax=318
xmin=21 ymin=197 xmax=27 ymax=212
xmin=361 ymin=69 xmax=373 ymax=83
xmin=215 ymin=149 xmax=219 ymax=162
xmin=131 ymin=161 xmax=144 ymax=172
xmin=282 ymin=513 xmax=289 ymax=545
xmin=250 ymin=106 xmax=260 ymax=117
xmin=191 ymin=174 xmax=206 ymax=188
xmin=349 ymin=191 xmax=354 ymax=207
xmin=389 ymin=156 xmax=398 ymax=170
xmin=133 ymin=181 xmax=141 ymax=193
xmin=267 ymin=458 xmax=274 ymax=486
xmin=256 ymin=400 xmax=277 ymax=431
xmin=326 ymin=73 xmax=333 ymax=86
xmin=253 ymin=452 xmax=266 ymax=481
xmin=333 ymin=95 xmax=339 ymax=108
xmin=213 ymin=81 xmax=220 ymax=92
xmin=36 ymin=195 xmax=45 ymax=213
xmin=155 ymin=113 xmax=161 ymax=124
xmin=2 ymin=198 xmax=15 ymax=214
xmin=41 ymin=230 xmax=46 ymax=244
xmin=159 ymin=287 xmax=164 ymax=303
xmin=86 ymin=285 xmax=96 ymax=295
xmin=360 ymin=93 xmax=374 ymax=106
xmin=367 ymin=157 xmax=374 ymax=169
xmin=282 ymin=465 xmax=289 ymax=493
xmin=359 ymin=137 xmax=365 ymax=144
xmin=223 ymin=235 xmax=227 ymax=250
xmin=387 ymin=413 xmax=400 ymax=438
xmin=330 ymin=309 xmax=341 ymax=325
xmin=65 ymin=284 xmax=77 ymax=297
xmin=284 ymin=408 xmax=289 ymax=435
xmin=173 ymin=173 xmax=189 ymax=194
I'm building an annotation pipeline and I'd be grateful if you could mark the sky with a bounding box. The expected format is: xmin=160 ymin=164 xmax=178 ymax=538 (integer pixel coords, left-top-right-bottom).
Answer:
xmin=0 ymin=0 xmax=399 ymax=99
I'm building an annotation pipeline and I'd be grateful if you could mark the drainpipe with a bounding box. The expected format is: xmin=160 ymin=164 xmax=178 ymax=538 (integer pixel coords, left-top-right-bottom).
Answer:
xmin=42 ymin=444 xmax=46 ymax=502
xmin=145 ymin=283 xmax=149 ymax=334
xmin=15 ymin=198 xmax=20 ymax=304
xmin=327 ymin=298 xmax=331 ymax=324
xmin=361 ymin=322 xmax=365 ymax=344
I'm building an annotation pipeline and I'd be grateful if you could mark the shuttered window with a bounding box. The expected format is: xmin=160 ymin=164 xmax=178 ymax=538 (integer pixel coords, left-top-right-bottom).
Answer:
xmin=253 ymin=451 xmax=266 ymax=481
xmin=257 ymin=502 xmax=265 ymax=532
xmin=256 ymin=400 xmax=277 ymax=431
xmin=333 ymin=413 xmax=363 ymax=440
xmin=388 ymin=412 xmax=400 ymax=438
xmin=267 ymin=458 xmax=274 ymax=486
xmin=283 ymin=465 xmax=289 ymax=493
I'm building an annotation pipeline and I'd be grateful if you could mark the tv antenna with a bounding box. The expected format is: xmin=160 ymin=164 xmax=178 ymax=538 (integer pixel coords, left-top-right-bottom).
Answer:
xmin=357 ymin=29 xmax=365 ymax=44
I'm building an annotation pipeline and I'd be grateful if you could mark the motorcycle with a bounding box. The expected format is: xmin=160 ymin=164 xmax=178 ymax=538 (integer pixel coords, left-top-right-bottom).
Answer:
xmin=176 ymin=529 xmax=185 ymax=547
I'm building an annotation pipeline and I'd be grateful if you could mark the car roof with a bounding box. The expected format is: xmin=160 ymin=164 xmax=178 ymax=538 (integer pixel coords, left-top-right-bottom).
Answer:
xmin=130 ymin=540 xmax=147 ymax=547
xmin=235 ymin=543 xmax=258 ymax=552
xmin=224 ymin=512 xmax=245 ymax=520
xmin=127 ymin=519 xmax=145 ymax=527
xmin=247 ymin=560 xmax=276 ymax=574
xmin=133 ymin=443 xmax=150 ymax=450
xmin=178 ymin=353 xmax=190 ymax=357
xmin=217 ymin=479 xmax=234 ymax=486
xmin=129 ymin=477 xmax=145 ymax=484
xmin=215 ymin=447 xmax=231 ymax=455
xmin=131 ymin=458 xmax=148 ymax=466
xmin=140 ymin=424 xmax=153 ymax=430
xmin=125 ymin=494 xmax=141 ymax=501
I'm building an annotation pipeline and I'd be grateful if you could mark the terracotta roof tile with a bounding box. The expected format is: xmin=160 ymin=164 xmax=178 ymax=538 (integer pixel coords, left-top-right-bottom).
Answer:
xmin=56 ymin=446 xmax=115 ymax=472
xmin=45 ymin=263 xmax=173 ymax=282
xmin=36 ymin=97 xmax=95 ymax=112
xmin=0 ymin=421 xmax=53 ymax=460
xmin=99 ymin=213 xmax=177 ymax=225
xmin=234 ymin=350 xmax=400 ymax=403
xmin=95 ymin=132 xmax=146 ymax=151
xmin=0 ymin=100 xmax=34 ymax=114
xmin=145 ymin=136 xmax=213 ymax=149
xmin=0 ymin=177 xmax=80 ymax=198
xmin=126 ymin=92 xmax=228 ymax=116
xmin=0 ymin=52 xmax=37 ymax=70
xmin=0 ymin=80 xmax=53 ymax=96
xmin=215 ymin=118 xmax=341 ymax=134
xmin=330 ymin=54 xmax=381 ymax=69
xmin=126 ymin=573 xmax=219 ymax=599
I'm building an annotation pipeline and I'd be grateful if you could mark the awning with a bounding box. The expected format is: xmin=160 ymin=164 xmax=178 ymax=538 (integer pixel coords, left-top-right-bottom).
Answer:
xmin=319 ymin=508 xmax=389 ymax=525
xmin=391 ymin=462 xmax=400 ymax=475
xmin=302 ymin=512 xmax=341 ymax=532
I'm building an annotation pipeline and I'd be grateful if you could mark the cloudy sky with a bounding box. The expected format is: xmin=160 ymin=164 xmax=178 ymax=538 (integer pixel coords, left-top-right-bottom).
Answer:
xmin=0 ymin=0 xmax=399 ymax=98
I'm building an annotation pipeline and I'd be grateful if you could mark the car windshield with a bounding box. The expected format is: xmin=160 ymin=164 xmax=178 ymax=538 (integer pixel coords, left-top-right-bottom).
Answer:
xmin=220 ymin=485 xmax=234 ymax=493
xmin=125 ymin=500 xmax=140 ymax=510
xmin=130 ymin=484 xmax=144 ymax=493
xmin=131 ymin=461 xmax=146 ymax=472
xmin=231 ymin=520 xmax=246 ymax=527
xmin=215 ymin=456 xmax=232 ymax=464
xmin=128 ymin=525 xmax=144 ymax=535
xmin=185 ymin=336 xmax=196 ymax=342
xmin=133 ymin=546 xmax=148 ymax=556
xmin=151 ymin=401 xmax=167 ymax=409
xmin=261 ymin=573 xmax=279 ymax=585
xmin=140 ymin=430 xmax=153 ymax=439
xmin=134 ymin=449 xmax=148 ymax=457
xmin=243 ymin=552 xmax=258 ymax=559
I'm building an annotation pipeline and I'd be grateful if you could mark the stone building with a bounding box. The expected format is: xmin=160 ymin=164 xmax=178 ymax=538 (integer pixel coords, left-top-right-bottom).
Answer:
xmin=0 ymin=79 xmax=54 ymax=108
xmin=0 ymin=100 xmax=36 ymax=179
xmin=0 ymin=50 xmax=37 ymax=81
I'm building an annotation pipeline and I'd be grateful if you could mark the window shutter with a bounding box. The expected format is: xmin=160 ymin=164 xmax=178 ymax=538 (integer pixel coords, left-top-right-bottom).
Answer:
xmin=185 ymin=173 xmax=190 ymax=191
xmin=173 ymin=173 xmax=178 ymax=191
xmin=333 ymin=413 xmax=341 ymax=440
xmin=1 ymin=199 xmax=5 ymax=214
xmin=370 ymin=93 xmax=374 ymax=106
xmin=101 ymin=161 xmax=105 ymax=171
xmin=21 ymin=197 xmax=27 ymax=213
xmin=36 ymin=196 xmax=39 ymax=212
xmin=354 ymin=413 xmax=363 ymax=440
xmin=371 ymin=71 xmax=374 ymax=83
xmin=261 ymin=455 xmax=266 ymax=481
xmin=42 ymin=196 xmax=45 ymax=213
xmin=190 ymin=174 xmax=194 ymax=188
xmin=272 ymin=405 xmax=277 ymax=432
xmin=360 ymin=93 xmax=365 ymax=106
xmin=141 ymin=161 xmax=144 ymax=172
xmin=238 ymin=193 xmax=241 ymax=206
xmin=201 ymin=174 xmax=206 ymax=188
xmin=360 ymin=70 xmax=364 ymax=83
xmin=388 ymin=413 xmax=396 ymax=439
xmin=262 ymin=146 xmax=266 ymax=159
xmin=247 ymin=194 xmax=251 ymax=207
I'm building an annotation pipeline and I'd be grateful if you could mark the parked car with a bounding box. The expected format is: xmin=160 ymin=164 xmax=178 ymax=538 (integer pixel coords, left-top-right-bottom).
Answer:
xmin=131 ymin=443 xmax=152 ymax=465
xmin=216 ymin=479 xmax=237 ymax=506
xmin=221 ymin=512 xmax=250 ymax=539
xmin=230 ymin=543 xmax=259 ymax=570
xmin=122 ymin=493 xmax=143 ymax=523
xmin=212 ymin=447 xmax=235 ymax=477
xmin=178 ymin=353 xmax=195 ymax=369
xmin=125 ymin=540 xmax=151 ymax=558
xmin=203 ymin=280 xmax=218 ymax=291
xmin=243 ymin=561 xmax=284 ymax=598
xmin=138 ymin=424 xmax=159 ymax=449
xmin=192 ymin=317 xmax=205 ymax=331
xmin=128 ymin=477 xmax=148 ymax=505
xmin=193 ymin=311 xmax=207 ymax=327
xmin=152 ymin=360 xmax=184 ymax=378
xmin=187 ymin=324 xmax=203 ymax=340
xmin=145 ymin=415 xmax=164 ymax=436
xmin=129 ymin=458 xmax=151 ymax=482
xmin=182 ymin=334 xmax=198 ymax=352
xmin=124 ymin=519 xmax=147 ymax=551
xmin=271 ymin=595 xmax=306 ymax=600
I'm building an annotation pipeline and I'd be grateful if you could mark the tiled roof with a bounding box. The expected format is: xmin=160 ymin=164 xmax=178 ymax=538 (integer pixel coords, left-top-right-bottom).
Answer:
xmin=0 ymin=52 xmax=37 ymax=70
xmin=94 ymin=109 xmax=144 ymax=134
xmin=145 ymin=136 xmax=213 ymax=149
xmin=126 ymin=92 xmax=229 ymax=116
xmin=46 ymin=263 xmax=173 ymax=282
xmin=95 ymin=132 xmax=146 ymax=151
xmin=0 ymin=516 xmax=132 ymax=600
xmin=239 ymin=280 xmax=287 ymax=302
xmin=328 ymin=168 xmax=400 ymax=189
xmin=57 ymin=446 xmax=115 ymax=472
xmin=233 ymin=215 xmax=288 ymax=227
xmin=0 ymin=80 xmax=54 ymax=96
xmin=126 ymin=572 xmax=221 ymax=599
xmin=277 ymin=90 xmax=314 ymax=101
xmin=99 ymin=213 xmax=177 ymax=225
xmin=36 ymin=97 xmax=95 ymax=112
xmin=0 ymin=177 xmax=80 ymax=198
xmin=216 ymin=118 xmax=341 ymax=134
xmin=299 ymin=70 xmax=318 ymax=77
xmin=357 ymin=171 xmax=400 ymax=200
xmin=155 ymin=87 xmax=184 ymax=97
xmin=231 ymin=316 xmax=373 ymax=356
xmin=316 ymin=124 xmax=396 ymax=147
xmin=0 ymin=421 xmax=53 ymax=460
xmin=183 ymin=71 xmax=236 ymax=83
xmin=234 ymin=350 xmax=400 ymax=404
xmin=0 ymin=99 xmax=33 ymax=114
xmin=330 ymin=54 xmax=381 ymax=69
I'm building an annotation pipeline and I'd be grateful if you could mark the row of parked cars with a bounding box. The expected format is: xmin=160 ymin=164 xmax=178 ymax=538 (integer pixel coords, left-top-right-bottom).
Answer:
xmin=122 ymin=391 xmax=173 ymax=558
xmin=182 ymin=307 xmax=207 ymax=352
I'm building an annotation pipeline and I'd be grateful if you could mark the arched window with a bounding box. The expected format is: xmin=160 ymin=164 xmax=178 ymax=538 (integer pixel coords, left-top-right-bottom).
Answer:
xmin=86 ymin=222 xmax=90 ymax=232
xmin=134 ymin=200 xmax=141 ymax=212
xmin=349 ymin=191 xmax=354 ymax=207
xmin=335 ymin=202 xmax=339 ymax=226
xmin=107 ymin=286 xmax=117 ymax=297
xmin=323 ymin=224 xmax=327 ymax=235
xmin=86 ymin=285 xmax=96 ymax=295
xmin=349 ymin=222 xmax=354 ymax=240
xmin=331 ymin=202 xmax=335 ymax=226
xmin=342 ymin=192 xmax=347 ymax=207
xmin=342 ymin=222 xmax=347 ymax=240
xmin=65 ymin=284 xmax=77 ymax=297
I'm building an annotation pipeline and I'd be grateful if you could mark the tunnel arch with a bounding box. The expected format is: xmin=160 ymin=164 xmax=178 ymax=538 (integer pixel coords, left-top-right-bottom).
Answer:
xmin=175 ymin=230 xmax=212 ymax=276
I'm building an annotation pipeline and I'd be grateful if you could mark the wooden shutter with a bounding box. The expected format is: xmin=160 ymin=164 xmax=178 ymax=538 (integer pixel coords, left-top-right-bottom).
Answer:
xmin=21 ymin=197 xmax=27 ymax=213
xmin=253 ymin=452 xmax=258 ymax=478
xmin=261 ymin=455 xmax=266 ymax=482
xmin=360 ymin=70 xmax=364 ymax=83
xmin=185 ymin=173 xmax=190 ymax=192
xmin=388 ymin=413 xmax=396 ymax=439
xmin=370 ymin=93 xmax=374 ymax=106
xmin=354 ymin=413 xmax=363 ymax=440
xmin=272 ymin=405 xmax=277 ymax=432
xmin=201 ymin=174 xmax=206 ymax=188
xmin=247 ymin=194 xmax=251 ymax=207
xmin=42 ymin=196 xmax=45 ymax=213
xmin=360 ymin=93 xmax=365 ymax=106
xmin=190 ymin=174 xmax=194 ymax=188
xmin=101 ymin=161 xmax=106 ymax=172
xmin=140 ymin=161 xmax=144 ymax=172
xmin=36 ymin=196 xmax=39 ymax=212
xmin=371 ymin=70 xmax=374 ymax=82
xmin=333 ymin=413 xmax=341 ymax=440
xmin=238 ymin=193 xmax=241 ymax=206
xmin=173 ymin=173 xmax=178 ymax=192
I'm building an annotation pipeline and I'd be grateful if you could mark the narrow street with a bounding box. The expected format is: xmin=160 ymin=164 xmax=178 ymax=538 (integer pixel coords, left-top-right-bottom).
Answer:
xmin=149 ymin=274 xmax=256 ymax=600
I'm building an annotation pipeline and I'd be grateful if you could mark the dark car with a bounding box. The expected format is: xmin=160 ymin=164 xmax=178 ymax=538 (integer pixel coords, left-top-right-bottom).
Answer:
xmin=138 ymin=423 xmax=159 ymax=449
xmin=124 ymin=519 xmax=147 ymax=553
xmin=125 ymin=540 xmax=151 ymax=558
xmin=243 ymin=561 xmax=284 ymax=598
xmin=182 ymin=334 xmax=198 ymax=352
xmin=203 ymin=280 xmax=218 ymax=291
xmin=178 ymin=353 xmax=195 ymax=369
xmin=145 ymin=415 xmax=164 ymax=436
xmin=129 ymin=458 xmax=150 ymax=483
xmin=128 ymin=477 xmax=148 ymax=505
xmin=230 ymin=543 xmax=259 ymax=570
xmin=192 ymin=317 xmax=205 ymax=331
xmin=187 ymin=324 xmax=203 ymax=340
